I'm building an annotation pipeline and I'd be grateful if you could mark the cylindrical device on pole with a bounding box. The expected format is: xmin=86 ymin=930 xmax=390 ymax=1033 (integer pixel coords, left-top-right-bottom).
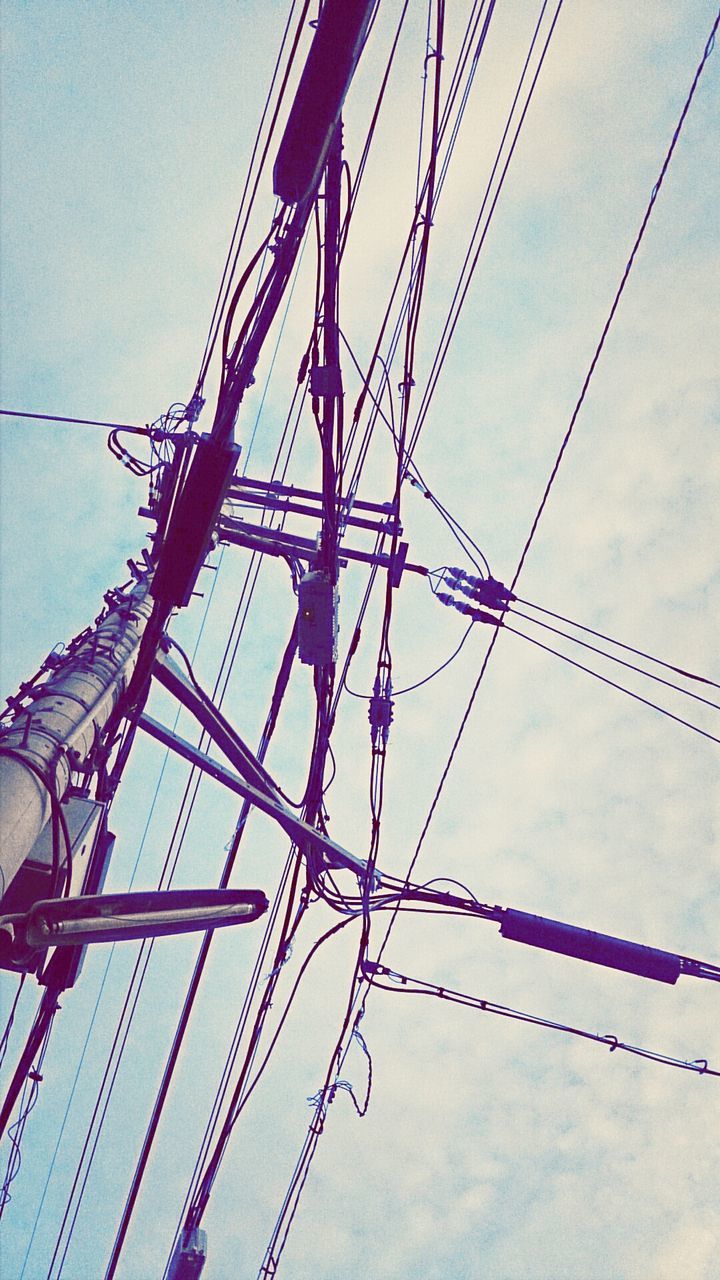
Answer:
xmin=273 ymin=0 xmax=376 ymax=206
xmin=0 ymin=576 xmax=153 ymax=901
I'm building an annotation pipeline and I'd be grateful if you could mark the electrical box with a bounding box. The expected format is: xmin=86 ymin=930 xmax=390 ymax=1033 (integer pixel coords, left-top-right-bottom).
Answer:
xmin=168 ymin=1228 xmax=208 ymax=1279
xmin=297 ymin=571 xmax=339 ymax=666
xmin=0 ymin=794 xmax=109 ymax=979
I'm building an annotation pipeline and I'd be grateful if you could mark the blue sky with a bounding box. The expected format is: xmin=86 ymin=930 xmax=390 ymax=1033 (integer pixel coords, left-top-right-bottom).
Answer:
xmin=1 ymin=2 xmax=719 ymax=1277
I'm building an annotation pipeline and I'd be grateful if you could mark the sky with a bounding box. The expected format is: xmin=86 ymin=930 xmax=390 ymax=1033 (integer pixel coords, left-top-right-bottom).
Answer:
xmin=1 ymin=2 xmax=719 ymax=1278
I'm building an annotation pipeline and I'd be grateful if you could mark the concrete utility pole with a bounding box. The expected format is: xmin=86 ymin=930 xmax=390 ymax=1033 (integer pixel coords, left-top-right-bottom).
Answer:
xmin=0 ymin=574 xmax=153 ymax=900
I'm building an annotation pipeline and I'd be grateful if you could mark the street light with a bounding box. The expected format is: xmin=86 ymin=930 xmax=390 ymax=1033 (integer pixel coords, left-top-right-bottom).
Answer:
xmin=1 ymin=887 xmax=268 ymax=950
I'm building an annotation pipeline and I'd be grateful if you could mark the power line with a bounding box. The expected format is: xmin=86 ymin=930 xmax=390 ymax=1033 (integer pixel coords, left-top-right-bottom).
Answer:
xmin=507 ymin=606 xmax=720 ymax=713
xmin=514 ymin=595 xmax=720 ymax=691
xmin=390 ymin=4 xmax=720 ymax=944
xmin=195 ymin=0 xmax=312 ymax=391
xmin=51 ymin=396 xmax=303 ymax=1271
xmin=0 ymin=408 xmax=148 ymax=432
xmin=407 ymin=0 xmax=560 ymax=458
xmin=345 ymin=620 xmax=475 ymax=698
xmin=510 ymin=8 xmax=720 ymax=590
xmin=364 ymin=962 xmax=720 ymax=1078
xmin=501 ymin=620 xmax=720 ymax=747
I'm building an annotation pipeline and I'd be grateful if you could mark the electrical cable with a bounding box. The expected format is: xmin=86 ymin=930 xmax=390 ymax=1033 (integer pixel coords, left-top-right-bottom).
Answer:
xmin=506 ymin=606 xmax=720 ymax=713
xmin=339 ymin=328 xmax=492 ymax=575
xmin=258 ymin=9 xmax=453 ymax=1270
xmin=500 ymin=620 xmax=720 ymax=747
xmin=48 ymin=161 xmax=320 ymax=1272
xmin=100 ymin=328 xmax=317 ymax=1275
xmin=195 ymin=0 xmax=312 ymax=391
xmin=0 ymin=993 xmax=59 ymax=1217
xmin=509 ymin=8 xmax=720 ymax=592
xmin=341 ymin=0 xmax=499 ymax=490
xmin=364 ymin=963 xmax=720 ymax=1078
xmin=514 ymin=596 xmax=720 ymax=692
xmin=407 ymin=0 xmax=560 ymax=459
xmin=0 ymin=409 xmax=149 ymax=433
xmin=345 ymin=620 xmax=475 ymax=698
xmin=0 ymin=975 xmax=26 ymax=1071
xmin=375 ymin=5 xmax=720 ymax=973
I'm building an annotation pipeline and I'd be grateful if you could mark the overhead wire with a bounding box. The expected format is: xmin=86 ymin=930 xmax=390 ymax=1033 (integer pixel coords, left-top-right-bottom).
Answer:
xmin=195 ymin=0 xmax=312 ymax=391
xmin=514 ymin=595 xmax=720 ymax=691
xmin=406 ymin=0 xmax=560 ymax=459
xmin=259 ymin=8 xmax=454 ymax=1270
xmin=499 ymin=619 xmax=720 ymax=747
xmin=345 ymin=621 xmax=475 ymax=699
xmin=50 ymin=362 xmax=309 ymax=1274
xmin=506 ymin=606 xmax=720 ymax=713
xmin=161 ymin=7 xmax=458 ymax=1263
xmin=509 ymin=8 xmax=720 ymax=592
xmin=0 ymin=409 xmax=150 ymax=433
xmin=364 ymin=963 xmax=720 ymax=1078
xmin=341 ymin=0 xmax=499 ymax=491
xmin=0 ymin=996 xmax=59 ymax=1217
xmin=0 ymin=974 xmax=26 ymax=1071
xmin=380 ymin=2 xmax=720 ymax=959
xmin=111 ymin=256 xmax=327 ymax=1272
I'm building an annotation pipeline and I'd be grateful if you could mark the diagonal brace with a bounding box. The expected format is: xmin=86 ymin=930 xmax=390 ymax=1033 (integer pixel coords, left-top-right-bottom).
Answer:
xmin=138 ymin=712 xmax=371 ymax=881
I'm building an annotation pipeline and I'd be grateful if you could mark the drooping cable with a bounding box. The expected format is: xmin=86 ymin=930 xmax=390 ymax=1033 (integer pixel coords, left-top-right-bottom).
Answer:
xmin=195 ymin=0 xmax=312 ymax=391
xmin=382 ymin=7 xmax=720 ymax=953
xmin=364 ymin=963 xmax=720 ymax=1078
xmin=0 ymin=993 xmax=59 ymax=1217
xmin=514 ymin=596 xmax=720 ymax=692
xmin=345 ymin=620 xmax=475 ymax=699
xmin=510 ymin=9 xmax=719 ymax=590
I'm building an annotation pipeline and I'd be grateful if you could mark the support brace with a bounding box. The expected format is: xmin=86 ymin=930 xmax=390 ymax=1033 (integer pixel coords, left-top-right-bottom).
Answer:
xmin=138 ymin=713 xmax=372 ymax=882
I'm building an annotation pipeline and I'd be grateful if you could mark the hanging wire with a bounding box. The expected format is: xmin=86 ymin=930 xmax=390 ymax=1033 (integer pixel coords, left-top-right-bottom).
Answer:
xmin=382 ymin=1 xmax=720 ymax=964
xmin=0 ymin=975 xmax=26 ymax=1071
xmin=506 ymin=606 xmax=720 ymax=713
xmin=364 ymin=963 xmax=720 ymax=1078
xmin=514 ymin=596 xmax=720 ymax=691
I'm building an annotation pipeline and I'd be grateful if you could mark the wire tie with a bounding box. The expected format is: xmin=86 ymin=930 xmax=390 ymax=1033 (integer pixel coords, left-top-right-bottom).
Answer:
xmin=604 ymin=1035 xmax=619 ymax=1052
xmin=693 ymin=1059 xmax=708 ymax=1074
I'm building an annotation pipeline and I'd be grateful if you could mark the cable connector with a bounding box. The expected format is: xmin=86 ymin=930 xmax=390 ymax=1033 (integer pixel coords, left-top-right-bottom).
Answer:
xmin=368 ymin=672 xmax=394 ymax=751
xmin=442 ymin=572 xmax=515 ymax=609
xmin=185 ymin=394 xmax=205 ymax=426
xmin=469 ymin=575 xmax=515 ymax=608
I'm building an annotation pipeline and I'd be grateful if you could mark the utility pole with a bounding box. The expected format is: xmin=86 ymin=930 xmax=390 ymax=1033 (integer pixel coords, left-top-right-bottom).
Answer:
xmin=0 ymin=573 xmax=153 ymax=901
